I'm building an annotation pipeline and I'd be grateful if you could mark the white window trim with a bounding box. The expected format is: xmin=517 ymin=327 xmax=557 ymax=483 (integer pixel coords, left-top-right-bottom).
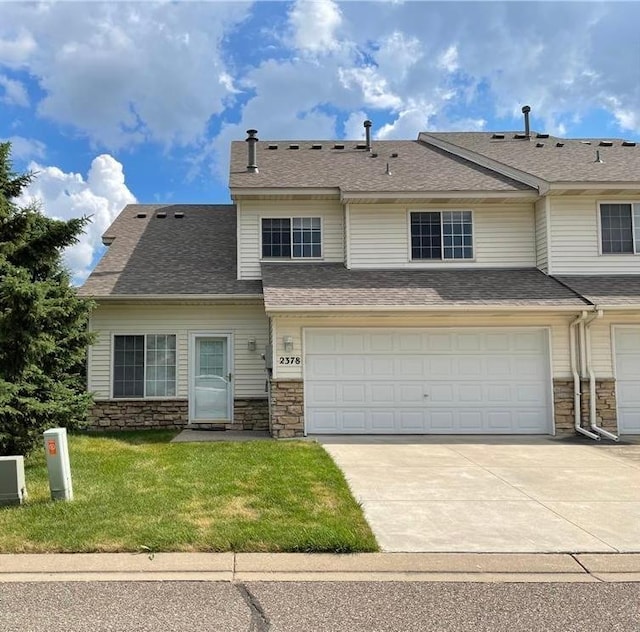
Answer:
xmin=259 ymin=215 xmax=324 ymax=261
xmin=597 ymin=201 xmax=640 ymax=256
xmin=110 ymin=332 xmax=178 ymax=400
xmin=407 ymin=209 xmax=475 ymax=262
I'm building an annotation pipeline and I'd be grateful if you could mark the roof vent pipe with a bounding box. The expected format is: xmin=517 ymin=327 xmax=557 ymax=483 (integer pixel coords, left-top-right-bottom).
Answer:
xmin=246 ymin=129 xmax=259 ymax=173
xmin=364 ymin=120 xmax=372 ymax=152
xmin=521 ymin=105 xmax=531 ymax=139
xmin=595 ymin=150 xmax=604 ymax=163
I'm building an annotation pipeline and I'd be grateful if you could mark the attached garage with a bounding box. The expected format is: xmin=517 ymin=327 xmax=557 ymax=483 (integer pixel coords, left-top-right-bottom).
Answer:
xmin=614 ymin=327 xmax=640 ymax=434
xmin=304 ymin=328 xmax=553 ymax=434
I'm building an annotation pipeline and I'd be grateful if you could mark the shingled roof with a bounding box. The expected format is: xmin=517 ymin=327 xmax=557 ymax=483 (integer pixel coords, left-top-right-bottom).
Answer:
xmin=557 ymin=276 xmax=640 ymax=307
xmin=261 ymin=264 xmax=590 ymax=311
xmin=78 ymin=204 xmax=262 ymax=297
xmin=229 ymin=139 xmax=534 ymax=193
xmin=423 ymin=132 xmax=640 ymax=184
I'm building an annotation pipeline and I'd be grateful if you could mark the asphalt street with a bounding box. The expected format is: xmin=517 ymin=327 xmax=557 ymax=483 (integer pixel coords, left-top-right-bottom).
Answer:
xmin=1 ymin=581 xmax=639 ymax=632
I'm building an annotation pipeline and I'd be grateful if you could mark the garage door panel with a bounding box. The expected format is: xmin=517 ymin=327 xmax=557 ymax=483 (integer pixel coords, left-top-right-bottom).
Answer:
xmin=614 ymin=327 xmax=640 ymax=434
xmin=305 ymin=328 xmax=551 ymax=434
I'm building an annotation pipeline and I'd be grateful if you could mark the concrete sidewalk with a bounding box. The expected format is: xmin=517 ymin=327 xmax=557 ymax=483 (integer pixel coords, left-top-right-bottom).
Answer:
xmin=2 ymin=552 xmax=640 ymax=583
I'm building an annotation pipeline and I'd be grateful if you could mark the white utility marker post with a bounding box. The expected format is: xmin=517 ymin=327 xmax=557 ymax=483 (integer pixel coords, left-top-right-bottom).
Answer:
xmin=43 ymin=428 xmax=73 ymax=501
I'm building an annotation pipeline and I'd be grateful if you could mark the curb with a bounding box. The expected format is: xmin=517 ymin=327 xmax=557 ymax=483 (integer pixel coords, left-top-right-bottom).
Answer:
xmin=1 ymin=553 xmax=640 ymax=583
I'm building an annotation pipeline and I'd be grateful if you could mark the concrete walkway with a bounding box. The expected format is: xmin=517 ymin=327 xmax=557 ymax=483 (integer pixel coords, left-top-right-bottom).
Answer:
xmin=2 ymin=552 xmax=640 ymax=583
xmin=319 ymin=435 xmax=640 ymax=553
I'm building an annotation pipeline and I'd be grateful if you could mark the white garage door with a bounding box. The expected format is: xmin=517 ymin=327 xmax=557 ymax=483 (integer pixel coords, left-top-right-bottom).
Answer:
xmin=304 ymin=328 xmax=551 ymax=434
xmin=614 ymin=327 xmax=640 ymax=434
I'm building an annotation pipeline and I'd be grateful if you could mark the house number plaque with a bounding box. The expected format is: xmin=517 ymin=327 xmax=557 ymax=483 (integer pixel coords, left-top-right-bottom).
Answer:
xmin=278 ymin=356 xmax=301 ymax=365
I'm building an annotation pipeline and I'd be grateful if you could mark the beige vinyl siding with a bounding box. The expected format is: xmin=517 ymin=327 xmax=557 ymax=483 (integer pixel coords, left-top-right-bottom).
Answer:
xmin=89 ymin=302 xmax=269 ymax=400
xmin=549 ymin=195 xmax=640 ymax=275
xmin=535 ymin=199 xmax=548 ymax=273
xmin=271 ymin=313 xmax=573 ymax=380
xmin=237 ymin=200 xmax=344 ymax=279
xmin=348 ymin=203 xmax=536 ymax=268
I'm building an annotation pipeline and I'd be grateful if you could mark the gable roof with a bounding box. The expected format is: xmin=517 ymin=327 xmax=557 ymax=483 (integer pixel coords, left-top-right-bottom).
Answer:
xmin=422 ymin=132 xmax=640 ymax=184
xmin=78 ymin=204 xmax=262 ymax=298
xmin=261 ymin=264 xmax=590 ymax=312
xmin=229 ymin=139 xmax=534 ymax=194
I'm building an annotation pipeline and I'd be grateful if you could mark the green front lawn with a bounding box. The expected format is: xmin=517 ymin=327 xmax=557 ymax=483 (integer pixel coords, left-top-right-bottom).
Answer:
xmin=0 ymin=431 xmax=378 ymax=553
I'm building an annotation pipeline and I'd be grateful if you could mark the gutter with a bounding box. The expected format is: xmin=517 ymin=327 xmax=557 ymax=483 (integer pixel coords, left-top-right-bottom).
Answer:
xmin=569 ymin=311 xmax=599 ymax=440
xmin=81 ymin=294 xmax=265 ymax=302
xmin=264 ymin=304 xmax=589 ymax=315
xmin=584 ymin=309 xmax=619 ymax=441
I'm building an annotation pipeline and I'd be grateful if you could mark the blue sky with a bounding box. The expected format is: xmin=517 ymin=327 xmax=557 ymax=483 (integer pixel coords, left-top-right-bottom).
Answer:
xmin=1 ymin=1 xmax=639 ymax=282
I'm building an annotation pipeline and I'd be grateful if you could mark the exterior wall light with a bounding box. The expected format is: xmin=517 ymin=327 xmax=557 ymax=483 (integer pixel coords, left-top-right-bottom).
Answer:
xmin=283 ymin=336 xmax=294 ymax=352
xmin=247 ymin=337 xmax=257 ymax=352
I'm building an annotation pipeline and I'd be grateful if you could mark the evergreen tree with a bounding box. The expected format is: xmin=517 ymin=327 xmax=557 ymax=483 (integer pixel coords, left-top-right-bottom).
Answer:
xmin=0 ymin=142 xmax=94 ymax=456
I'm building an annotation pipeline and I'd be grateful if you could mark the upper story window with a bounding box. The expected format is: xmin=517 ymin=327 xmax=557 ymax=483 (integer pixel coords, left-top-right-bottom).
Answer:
xmin=113 ymin=334 xmax=176 ymax=398
xmin=410 ymin=211 xmax=473 ymax=260
xmin=600 ymin=203 xmax=640 ymax=254
xmin=262 ymin=217 xmax=322 ymax=258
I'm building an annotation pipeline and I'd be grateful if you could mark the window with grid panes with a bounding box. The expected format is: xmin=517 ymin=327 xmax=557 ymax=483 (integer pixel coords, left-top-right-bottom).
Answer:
xmin=262 ymin=217 xmax=322 ymax=258
xmin=113 ymin=334 xmax=176 ymax=398
xmin=411 ymin=211 xmax=473 ymax=260
xmin=600 ymin=203 xmax=640 ymax=254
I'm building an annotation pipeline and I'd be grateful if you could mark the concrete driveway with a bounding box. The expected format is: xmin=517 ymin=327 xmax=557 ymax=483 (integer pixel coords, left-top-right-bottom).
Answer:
xmin=319 ymin=436 xmax=640 ymax=553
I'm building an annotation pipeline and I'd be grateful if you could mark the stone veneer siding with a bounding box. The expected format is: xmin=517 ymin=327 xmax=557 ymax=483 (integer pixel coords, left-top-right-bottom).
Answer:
xmin=553 ymin=378 xmax=618 ymax=435
xmin=269 ymin=380 xmax=304 ymax=438
xmin=89 ymin=398 xmax=269 ymax=432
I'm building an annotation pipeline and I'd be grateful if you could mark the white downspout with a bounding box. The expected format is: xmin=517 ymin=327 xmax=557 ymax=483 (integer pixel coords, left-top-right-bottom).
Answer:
xmin=584 ymin=309 xmax=619 ymax=442
xmin=570 ymin=311 xmax=599 ymax=440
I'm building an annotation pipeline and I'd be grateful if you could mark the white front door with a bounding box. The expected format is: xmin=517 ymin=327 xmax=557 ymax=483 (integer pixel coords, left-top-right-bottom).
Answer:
xmin=614 ymin=327 xmax=640 ymax=434
xmin=190 ymin=334 xmax=232 ymax=422
xmin=304 ymin=328 xmax=552 ymax=434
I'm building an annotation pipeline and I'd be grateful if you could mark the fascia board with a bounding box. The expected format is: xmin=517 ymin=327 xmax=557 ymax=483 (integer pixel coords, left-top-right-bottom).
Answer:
xmin=340 ymin=190 xmax=538 ymax=202
xmin=264 ymin=304 xmax=588 ymax=314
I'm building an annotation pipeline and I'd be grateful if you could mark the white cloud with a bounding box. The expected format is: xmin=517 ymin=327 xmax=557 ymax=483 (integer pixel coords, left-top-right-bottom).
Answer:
xmin=0 ymin=74 xmax=29 ymax=106
xmin=3 ymin=135 xmax=46 ymax=161
xmin=289 ymin=0 xmax=343 ymax=54
xmin=437 ymin=45 xmax=458 ymax=73
xmin=338 ymin=66 xmax=403 ymax=110
xmin=376 ymin=100 xmax=437 ymax=139
xmin=18 ymin=155 xmax=136 ymax=284
xmin=0 ymin=29 xmax=36 ymax=67
xmin=0 ymin=3 xmax=251 ymax=149
xmin=343 ymin=111 xmax=369 ymax=139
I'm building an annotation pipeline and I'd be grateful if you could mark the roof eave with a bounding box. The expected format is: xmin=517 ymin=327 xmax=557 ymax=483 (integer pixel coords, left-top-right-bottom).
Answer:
xmin=264 ymin=303 xmax=588 ymax=314
xmin=81 ymin=293 xmax=265 ymax=302
xmin=230 ymin=187 xmax=340 ymax=200
xmin=340 ymin=190 xmax=538 ymax=202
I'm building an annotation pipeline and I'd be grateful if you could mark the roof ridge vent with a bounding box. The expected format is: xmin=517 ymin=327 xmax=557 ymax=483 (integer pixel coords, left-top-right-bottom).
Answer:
xmin=580 ymin=141 xmax=592 ymax=145
xmin=599 ymin=140 xmax=613 ymax=147
xmin=333 ymin=143 xmax=345 ymax=150
xmin=536 ymin=133 xmax=549 ymax=139
xmin=267 ymin=144 xmax=278 ymax=150
xmin=311 ymin=143 xmax=322 ymax=150
xmin=136 ymin=212 xmax=147 ymax=218
xmin=355 ymin=143 xmax=367 ymax=150
xmin=288 ymin=144 xmax=299 ymax=150
xmin=622 ymin=141 xmax=637 ymax=147
xmin=174 ymin=211 xmax=185 ymax=218
xmin=156 ymin=212 xmax=167 ymax=218
xmin=492 ymin=133 xmax=505 ymax=139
